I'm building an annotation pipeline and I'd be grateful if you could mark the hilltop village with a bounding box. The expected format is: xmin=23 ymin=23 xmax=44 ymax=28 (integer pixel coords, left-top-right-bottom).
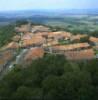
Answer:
xmin=0 ymin=23 xmax=98 ymax=73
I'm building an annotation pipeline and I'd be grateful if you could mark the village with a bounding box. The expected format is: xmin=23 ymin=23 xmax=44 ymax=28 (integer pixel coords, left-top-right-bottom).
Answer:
xmin=0 ymin=23 xmax=98 ymax=76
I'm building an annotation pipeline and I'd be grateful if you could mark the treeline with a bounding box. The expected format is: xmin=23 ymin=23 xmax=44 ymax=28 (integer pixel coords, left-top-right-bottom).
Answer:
xmin=0 ymin=54 xmax=98 ymax=100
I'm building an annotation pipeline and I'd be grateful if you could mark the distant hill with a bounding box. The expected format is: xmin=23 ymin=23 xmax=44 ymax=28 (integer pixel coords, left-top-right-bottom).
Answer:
xmin=0 ymin=9 xmax=98 ymax=26
xmin=0 ymin=9 xmax=98 ymax=18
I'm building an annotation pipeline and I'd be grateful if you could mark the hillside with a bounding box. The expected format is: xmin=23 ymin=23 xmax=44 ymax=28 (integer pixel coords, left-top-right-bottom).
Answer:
xmin=0 ymin=16 xmax=98 ymax=100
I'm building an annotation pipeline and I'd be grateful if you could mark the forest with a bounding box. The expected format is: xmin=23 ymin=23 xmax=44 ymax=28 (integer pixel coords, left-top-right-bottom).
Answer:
xmin=0 ymin=25 xmax=15 ymax=48
xmin=0 ymin=54 xmax=98 ymax=100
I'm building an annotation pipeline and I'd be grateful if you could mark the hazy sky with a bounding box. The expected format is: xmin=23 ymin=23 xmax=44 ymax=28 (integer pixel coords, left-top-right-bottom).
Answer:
xmin=0 ymin=0 xmax=97 ymax=11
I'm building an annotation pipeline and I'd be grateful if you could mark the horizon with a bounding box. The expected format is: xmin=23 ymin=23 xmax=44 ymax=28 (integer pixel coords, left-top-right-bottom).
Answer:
xmin=0 ymin=0 xmax=98 ymax=12
xmin=0 ymin=8 xmax=98 ymax=13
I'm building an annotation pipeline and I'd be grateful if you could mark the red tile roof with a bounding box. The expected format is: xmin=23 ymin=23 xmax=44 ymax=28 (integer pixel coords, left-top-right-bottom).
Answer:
xmin=15 ymin=24 xmax=30 ymax=32
xmin=43 ymin=40 xmax=59 ymax=47
xmin=89 ymin=37 xmax=98 ymax=43
xmin=21 ymin=33 xmax=33 ymax=40
xmin=24 ymin=47 xmax=44 ymax=61
xmin=32 ymin=25 xmax=50 ymax=32
xmin=6 ymin=42 xmax=19 ymax=49
xmin=12 ymin=35 xmax=20 ymax=42
xmin=22 ymin=35 xmax=45 ymax=47
xmin=0 ymin=50 xmax=14 ymax=65
xmin=52 ymin=43 xmax=90 ymax=51
xmin=71 ymin=34 xmax=88 ymax=40
xmin=65 ymin=49 xmax=95 ymax=60
xmin=48 ymin=31 xmax=71 ymax=39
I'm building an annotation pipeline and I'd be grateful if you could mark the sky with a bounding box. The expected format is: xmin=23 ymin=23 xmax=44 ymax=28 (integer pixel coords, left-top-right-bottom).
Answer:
xmin=0 ymin=0 xmax=98 ymax=11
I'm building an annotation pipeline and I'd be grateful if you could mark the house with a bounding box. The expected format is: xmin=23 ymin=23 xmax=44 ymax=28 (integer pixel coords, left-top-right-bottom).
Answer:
xmin=21 ymin=33 xmax=33 ymax=41
xmin=54 ymin=31 xmax=71 ymax=39
xmin=48 ymin=31 xmax=71 ymax=41
xmin=89 ymin=37 xmax=98 ymax=46
xmin=0 ymin=50 xmax=16 ymax=72
xmin=5 ymin=42 xmax=19 ymax=49
xmin=12 ymin=35 xmax=21 ymax=42
xmin=32 ymin=25 xmax=51 ymax=33
xmin=15 ymin=24 xmax=31 ymax=33
xmin=35 ymin=32 xmax=49 ymax=38
xmin=93 ymin=46 xmax=98 ymax=50
xmin=71 ymin=34 xmax=88 ymax=41
xmin=22 ymin=35 xmax=45 ymax=48
xmin=24 ymin=47 xmax=44 ymax=64
xmin=52 ymin=43 xmax=90 ymax=54
xmin=43 ymin=40 xmax=59 ymax=47
xmin=0 ymin=58 xmax=6 ymax=72
xmin=64 ymin=49 xmax=95 ymax=60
